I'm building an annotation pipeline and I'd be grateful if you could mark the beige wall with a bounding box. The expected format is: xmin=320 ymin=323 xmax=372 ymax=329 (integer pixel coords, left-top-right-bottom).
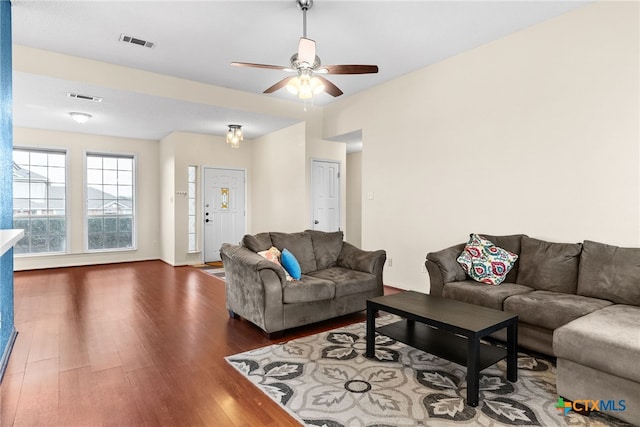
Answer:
xmin=11 ymin=1 xmax=638 ymax=279
xmin=13 ymin=128 xmax=160 ymax=270
xmin=346 ymin=151 xmax=362 ymax=247
xmin=251 ymin=123 xmax=307 ymax=233
xmin=11 ymin=44 xmax=337 ymax=268
xmin=161 ymin=131 xmax=253 ymax=266
xmin=324 ymin=1 xmax=640 ymax=291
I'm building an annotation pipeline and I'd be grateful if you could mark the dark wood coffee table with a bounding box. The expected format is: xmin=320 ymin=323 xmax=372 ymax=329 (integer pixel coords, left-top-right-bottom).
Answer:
xmin=366 ymin=291 xmax=518 ymax=407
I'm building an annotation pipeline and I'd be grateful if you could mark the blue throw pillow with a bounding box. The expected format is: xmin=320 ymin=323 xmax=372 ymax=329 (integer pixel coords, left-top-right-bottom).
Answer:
xmin=281 ymin=248 xmax=302 ymax=280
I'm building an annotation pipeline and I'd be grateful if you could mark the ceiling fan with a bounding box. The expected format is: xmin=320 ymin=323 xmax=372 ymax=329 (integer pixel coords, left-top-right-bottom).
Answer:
xmin=231 ymin=0 xmax=379 ymax=99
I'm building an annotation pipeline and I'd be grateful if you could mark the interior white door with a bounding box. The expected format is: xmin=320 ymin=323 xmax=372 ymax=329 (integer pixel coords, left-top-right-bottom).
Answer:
xmin=203 ymin=167 xmax=245 ymax=262
xmin=312 ymin=160 xmax=340 ymax=232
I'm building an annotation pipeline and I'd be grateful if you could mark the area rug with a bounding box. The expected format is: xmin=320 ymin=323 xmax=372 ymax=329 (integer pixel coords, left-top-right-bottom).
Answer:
xmin=198 ymin=267 xmax=225 ymax=280
xmin=226 ymin=315 xmax=628 ymax=427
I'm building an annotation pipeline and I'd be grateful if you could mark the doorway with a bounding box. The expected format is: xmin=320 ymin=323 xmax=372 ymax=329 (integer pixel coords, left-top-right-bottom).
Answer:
xmin=202 ymin=167 xmax=246 ymax=262
xmin=311 ymin=160 xmax=340 ymax=232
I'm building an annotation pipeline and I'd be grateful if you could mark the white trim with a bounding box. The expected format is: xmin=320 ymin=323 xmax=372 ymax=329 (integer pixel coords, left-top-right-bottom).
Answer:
xmin=0 ymin=229 xmax=24 ymax=256
xmin=200 ymin=166 xmax=247 ymax=264
xmin=12 ymin=146 xmax=70 ymax=255
xmin=83 ymin=150 xmax=138 ymax=253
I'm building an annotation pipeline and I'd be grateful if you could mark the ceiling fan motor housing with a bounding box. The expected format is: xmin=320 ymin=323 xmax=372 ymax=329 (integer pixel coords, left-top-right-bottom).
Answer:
xmin=297 ymin=0 xmax=313 ymax=11
xmin=290 ymin=53 xmax=321 ymax=70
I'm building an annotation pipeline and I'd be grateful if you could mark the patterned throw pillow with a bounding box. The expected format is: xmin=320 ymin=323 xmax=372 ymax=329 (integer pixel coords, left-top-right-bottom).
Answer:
xmin=258 ymin=246 xmax=293 ymax=281
xmin=456 ymin=234 xmax=518 ymax=285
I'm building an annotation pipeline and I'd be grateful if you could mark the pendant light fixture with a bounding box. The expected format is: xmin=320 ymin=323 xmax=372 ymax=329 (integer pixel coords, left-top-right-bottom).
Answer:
xmin=226 ymin=124 xmax=243 ymax=148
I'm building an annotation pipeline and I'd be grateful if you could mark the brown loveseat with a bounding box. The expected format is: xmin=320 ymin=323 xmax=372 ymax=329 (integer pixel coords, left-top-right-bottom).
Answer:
xmin=220 ymin=230 xmax=386 ymax=338
xmin=425 ymin=235 xmax=639 ymax=425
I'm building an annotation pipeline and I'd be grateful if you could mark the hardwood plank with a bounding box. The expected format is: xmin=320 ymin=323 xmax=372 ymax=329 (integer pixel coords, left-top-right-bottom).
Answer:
xmin=0 ymin=372 xmax=23 ymax=427
xmin=1 ymin=260 xmax=396 ymax=426
xmin=91 ymin=366 xmax=146 ymax=426
xmin=57 ymin=366 xmax=102 ymax=426
xmin=12 ymin=357 xmax=59 ymax=426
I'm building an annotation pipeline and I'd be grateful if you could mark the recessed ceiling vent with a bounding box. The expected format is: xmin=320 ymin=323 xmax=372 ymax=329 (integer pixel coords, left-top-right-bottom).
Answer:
xmin=67 ymin=93 xmax=103 ymax=103
xmin=119 ymin=33 xmax=155 ymax=48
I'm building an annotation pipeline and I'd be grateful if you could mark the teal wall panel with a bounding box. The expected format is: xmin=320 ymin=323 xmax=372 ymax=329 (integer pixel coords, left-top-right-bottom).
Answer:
xmin=0 ymin=0 xmax=16 ymax=374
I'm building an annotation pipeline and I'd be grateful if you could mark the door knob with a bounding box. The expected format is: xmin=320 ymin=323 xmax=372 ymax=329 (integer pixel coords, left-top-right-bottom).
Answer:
xmin=205 ymin=219 xmax=210 ymax=223
xmin=314 ymin=220 xmax=319 ymax=224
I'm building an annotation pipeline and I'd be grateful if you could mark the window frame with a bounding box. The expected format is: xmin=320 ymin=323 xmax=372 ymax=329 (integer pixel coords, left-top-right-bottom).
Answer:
xmin=83 ymin=151 xmax=138 ymax=253
xmin=187 ymin=165 xmax=198 ymax=253
xmin=12 ymin=146 xmax=70 ymax=256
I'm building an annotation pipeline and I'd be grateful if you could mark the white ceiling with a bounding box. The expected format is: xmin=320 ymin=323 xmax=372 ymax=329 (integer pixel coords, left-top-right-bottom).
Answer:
xmin=10 ymin=0 xmax=589 ymax=145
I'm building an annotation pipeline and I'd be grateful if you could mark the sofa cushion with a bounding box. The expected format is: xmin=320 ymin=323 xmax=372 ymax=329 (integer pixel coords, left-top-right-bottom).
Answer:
xmin=504 ymin=290 xmax=613 ymax=331
xmin=457 ymin=234 xmax=518 ymax=285
xmin=516 ymin=237 xmax=582 ymax=293
xmin=479 ymin=234 xmax=526 ymax=283
xmin=577 ymin=240 xmax=640 ymax=305
xmin=554 ymin=305 xmax=640 ymax=382
xmin=242 ymin=232 xmax=273 ymax=252
xmin=308 ymin=267 xmax=377 ymax=298
xmin=270 ymin=232 xmax=318 ymax=274
xmin=305 ymin=230 xmax=344 ymax=270
xmin=282 ymin=275 xmax=335 ymax=303
xmin=442 ymin=280 xmax=534 ymax=310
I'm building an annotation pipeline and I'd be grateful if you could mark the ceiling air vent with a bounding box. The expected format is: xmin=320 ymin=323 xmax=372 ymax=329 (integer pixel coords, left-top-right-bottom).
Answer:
xmin=67 ymin=93 xmax=103 ymax=103
xmin=119 ymin=33 xmax=155 ymax=48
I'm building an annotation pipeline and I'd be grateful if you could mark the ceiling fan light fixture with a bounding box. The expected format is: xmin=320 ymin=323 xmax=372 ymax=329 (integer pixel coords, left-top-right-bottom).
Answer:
xmin=286 ymin=75 xmax=324 ymax=99
xmin=226 ymin=124 xmax=243 ymax=148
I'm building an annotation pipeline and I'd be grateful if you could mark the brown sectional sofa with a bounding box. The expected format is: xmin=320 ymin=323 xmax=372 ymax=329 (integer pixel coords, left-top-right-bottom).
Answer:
xmin=426 ymin=235 xmax=639 ymax=425
xmin=220 ymin=230 xmax=386 ymax=337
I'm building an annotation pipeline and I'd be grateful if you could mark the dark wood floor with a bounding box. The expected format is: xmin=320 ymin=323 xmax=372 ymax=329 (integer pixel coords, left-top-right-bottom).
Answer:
xmin=1 ymin=260 xmax=399 ymax=426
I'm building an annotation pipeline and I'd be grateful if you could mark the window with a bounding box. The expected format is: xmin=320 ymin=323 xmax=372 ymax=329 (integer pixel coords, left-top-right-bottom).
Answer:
xmin=86 ymin=153 xmax=135 ymax=251
xmin=12 ymin=148 xmax=67 ymax=254
xmin=187 ymin=166 xmax=197 ymax=252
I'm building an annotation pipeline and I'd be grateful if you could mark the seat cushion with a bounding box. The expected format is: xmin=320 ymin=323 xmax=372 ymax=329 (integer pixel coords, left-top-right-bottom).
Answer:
xmin=308 ymin=267 xmax=376 ymax=298
xmin=282 ymin=275 xmax=335 ymax=304
xmin=442 ymin=281 xmax=534 ymax=310
xmin=577 ymin=240 xmax=640 ymax=305
xmin=554 ymin=305 xmax=640 ymax=382
xmin=504 ymin=290 xmax=613 ymax=330
xmin=516 ymin=237 xmax=582 ymax=293
xmin=270 ymin=232 xmax=318 ymax=274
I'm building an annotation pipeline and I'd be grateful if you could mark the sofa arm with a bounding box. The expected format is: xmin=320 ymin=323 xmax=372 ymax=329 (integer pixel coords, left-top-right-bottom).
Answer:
xmin=425 ymin=243 xmax=467 ymax=296
xmin=220 ymin=243 xmax=288 ymax=331
xmin=337 ymin=242 xmax=386 ymax=291
xmin=221 ymin=243 xmax=286 ymax=276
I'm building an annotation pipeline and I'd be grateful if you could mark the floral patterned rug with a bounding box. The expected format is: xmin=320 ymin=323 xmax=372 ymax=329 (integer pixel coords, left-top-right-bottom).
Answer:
xmin=226 ymin=315 xmax=629 ymax=427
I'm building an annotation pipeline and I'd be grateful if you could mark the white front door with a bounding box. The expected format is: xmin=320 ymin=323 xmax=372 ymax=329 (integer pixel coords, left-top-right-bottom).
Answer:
xmin=203 ymin=167 xmax=246 ymax=262
xmin=312 ymin=160 xmax=340 ymax=232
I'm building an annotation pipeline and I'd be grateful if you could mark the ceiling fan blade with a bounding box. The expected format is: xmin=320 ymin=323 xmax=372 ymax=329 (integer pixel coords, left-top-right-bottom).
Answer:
xmin=316 ymin=76 xmax=343 ymax=97
xmin=298 ymin=37 xmax=316 ymax=65
xmin=264 ymin=77 xmax=295 ymax=94
xmin=321 ymin=64 xmax=379 ymax=75
xmin=231 ymin=62 xmax=289 ymax=71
